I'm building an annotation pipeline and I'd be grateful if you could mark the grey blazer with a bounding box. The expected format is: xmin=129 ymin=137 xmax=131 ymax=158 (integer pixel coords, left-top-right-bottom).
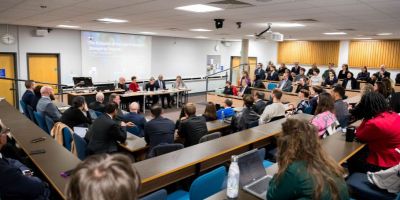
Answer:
xmin=36 ymin=96 xmax=61 ymax=121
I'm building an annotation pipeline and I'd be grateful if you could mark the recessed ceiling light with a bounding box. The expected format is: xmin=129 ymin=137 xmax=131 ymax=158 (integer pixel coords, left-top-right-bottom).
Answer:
xmin=190 ymin=28 xmax=212 ymax=32
xmin=354 ymin=37 xmax=372 ymax=40
xmin=195 ymin=36 xmax=208 ymax=39
xmin=57 ymin=25 xmax=80 ymax=29
xmin=323 ymin=32 xmax=347 ymax=35
xmin=376 ymin=33 xmax=392 ymax=36
xmin=96 ymin=18 xmax=128 ymax=23
xmin=285 ymin=38 xmax=298 ymax=41
xmin=175 ymin=4 xmax=222 ymax=13
xmin=246 ymin=34 xmax=255 ymax=37
xmin=139 ymin=32 xmax=157 ymax=35
xmin=271 ymin=22 xmax=305 ymax=27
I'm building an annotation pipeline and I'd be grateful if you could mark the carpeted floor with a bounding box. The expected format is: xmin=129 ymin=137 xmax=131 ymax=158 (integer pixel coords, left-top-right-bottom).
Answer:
xmin=143 ymin=93 xmax=207 ymax=121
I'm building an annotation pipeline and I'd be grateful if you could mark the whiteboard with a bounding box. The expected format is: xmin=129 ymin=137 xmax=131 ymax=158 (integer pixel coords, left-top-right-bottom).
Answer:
xmin=81 ymin=31 xmax=152 ymax=83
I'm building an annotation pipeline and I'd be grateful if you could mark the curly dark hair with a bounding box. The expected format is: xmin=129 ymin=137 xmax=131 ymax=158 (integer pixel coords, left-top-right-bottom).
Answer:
xmin=358 ymin=92 xmax=389 ymax=120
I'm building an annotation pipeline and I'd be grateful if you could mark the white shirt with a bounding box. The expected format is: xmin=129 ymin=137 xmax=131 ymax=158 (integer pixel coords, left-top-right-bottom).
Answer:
xmin=259 ymin=102 xmax=286 ymax=124
xmin=310 ymin=75 xmax=322 ymax=86
xmin=345 ymin=80 xmax=352 ymax=90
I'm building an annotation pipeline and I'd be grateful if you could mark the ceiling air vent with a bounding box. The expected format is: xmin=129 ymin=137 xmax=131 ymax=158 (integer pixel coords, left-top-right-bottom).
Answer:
xmin=337 ymin=28 xmax=356 ymax=31
xmin=208 ymin=0 xmax=254 ymax=9
xmin=291 ymin=18 xmax=319 ymax=23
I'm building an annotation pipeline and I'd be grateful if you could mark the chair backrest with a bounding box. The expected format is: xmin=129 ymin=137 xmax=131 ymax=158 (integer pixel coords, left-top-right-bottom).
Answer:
xmin=94 ymin=111 xmax=103 ymax=118
xmin=72 ymin=133 xmax=87 ymax=160
xmin=44 ymin=115 xmax=54 ymax=134
xmin=245 ymin=120 xmax=259 ymax=129
xmin=267 ymin=83 xmax=278 ymax=90
xmin=148 ymin=143 xmax=184 ymax=158
xmin=199 ymin=132 xmax=221 ymax=143
xmin=270 ymin=115 xmax=285 ymax=122
xmin=19 ymin=100 xmax=30 ymax=119
xmin=62 ymin=127 xmax=73 ymax=151
xmin=189 ymin=166 xmax=227 ymax=200
xmin=26 ymin=105 xmax=35 ymax=123
xmin=127 ymin=126 xmax=142 ymax=137
xmin=257 ymin=148 xmax=266 ymax=160
xmin=139 ymin=189 xmax=167 ymax=200
xmin=88 ymin=109 xmax=98 ymax=120
xmin=34 ymin=111 xmax=48 ymax=134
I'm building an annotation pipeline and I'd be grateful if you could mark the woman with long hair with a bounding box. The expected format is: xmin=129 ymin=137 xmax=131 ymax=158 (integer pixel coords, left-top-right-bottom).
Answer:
xmin=374 ymin=81 xmax=388 ymax=98
xmin=202 ymin=102 xmax=217 ymax=122
xmin=267 ymin=119 xmax=349 ymax=200
xmin=311 ymin=92 xmax=338 ymax=137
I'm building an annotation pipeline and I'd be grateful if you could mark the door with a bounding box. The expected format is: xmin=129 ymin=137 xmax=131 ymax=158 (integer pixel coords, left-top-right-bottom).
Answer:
xmin=230 ymin=56 xmax=257 ymax=86
xmin=0 ymin=53 xmax=17 ymax=106
xmin=28 ymin=54 xmax=59 ymax=93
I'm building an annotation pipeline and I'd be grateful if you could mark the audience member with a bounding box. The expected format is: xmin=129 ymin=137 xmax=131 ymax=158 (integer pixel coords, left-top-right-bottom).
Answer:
xmin=368 ymin=74 xmax=378 ymax=85
xmin=240 ymin=70 xmax=251 ymax=86
xmin=32 ymin=85 xmax=42 ymax=110
xmin=222 ymin=81 xmax=236 ymax=96
xmin=109 ymin=93 xmax=124 ymax=120
xmin=331 ymin=85 xmax=349 ymax=128
xmin=294 ymin=67 xmax=306 ymax=82
xmin=145 ymin=77 xmax=159 ymax=106
xmin=144 ymin=105 xmax=175 ymax=149
xmin=21 ymin=80 xmax=37 ymax=109
xmin=267 ymin=119 xmax=349 ymax=200
xmin=390 ymin=92 xmax=400 ymax=113
xmin=290 ymin=89 xmax=311 ymax=114
xmin=60 ymin=96 xmax=92 ymax=129
xmin=216 ymin=99 xmax=235 ymax=120
xmin=311 ymin=92 xmax=338 ymax=137
xmin=36 ymin=86 xmax=61 ymax=121
xmin=396 ymin=73 xmax=400 ymax=84
xmin=361 ymin=83 xmax=374 ymax=96
xmin=324 ymin=71 xmax=338 ymax=87
xmin=277 ymin=72 xmax=293 ymax=92
xmin=338 ymin=64 xmax=350 ymax=79
xmin=252 ymin=75 xmax=265 ymax=89
xmin=307 ymin=63 xmax=319 ymax=77
xmin=342 ymin=72 xmax=358 ymax=90
xmin=291 ymin=62 xmax=301 ymax=75
xmin=253 ymin=91 xmax=267 ymax=115
xmin=66 ymin=153 xmax=141 ymax=200
xmin=356 ymin=66 xmax=370 ymax=81
xmin=322 ymin=63 xmax=336 ymax=80
xmin=309 ymin=68 xmax=322 ymax=86
xmin=295 ymin=77 xmax=309 ymax=93
xmin=355 ymin=92 xmax=400 ymax=172
xmin=266 ymin=65 xmax=279 ymax=81
xmin=238 ymin=78 xmax=251 ymax=97
xmin=89 ymin=92 xmax=106 ymax=113
xmin=259 ymin=89 xmax=285 ymax=124
xmin=374 ymin=64 xmax=391 ymax=80
xmin=289 ymin=71 xmax=296 ymax=82
xmin=278 ymin=63 xmax=288 ymax=75
xmin=155 ymin=75 xmax=172 ymax=108
xmin=374 ymin=81 xmax=388 ymax=99
xmin=382 ymin=78 xmax=395 ymax=101
xmin=178 ymin=103 xmax=207 ymax=147
xmin=202 ymin=102 xmax=217 ymax=122
xmin=86 ymin=103 xmax=130 ymax=155
xmin=117 ymin=77 xmax=128 ymax=91
xmin=232 ymin=95 xmax=259 ymax=131
xmin=254 ymin=63 xmax=266 ymax=80
xmin=129 ymin=76 xmax=140 ymax=92
xmin=0 ymin=128 xmax=50 ymax=199
xmin=123 ymin=102 xmax=147 ymax=137
xmin=309 ymin=86 xmax=324 ymax=114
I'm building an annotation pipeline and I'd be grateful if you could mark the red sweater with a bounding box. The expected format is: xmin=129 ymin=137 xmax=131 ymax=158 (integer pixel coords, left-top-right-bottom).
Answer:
xmin=129 ymin=82 xmax=140 ymax=92
xmin=356 ymin=112 xmax=400 ymax=168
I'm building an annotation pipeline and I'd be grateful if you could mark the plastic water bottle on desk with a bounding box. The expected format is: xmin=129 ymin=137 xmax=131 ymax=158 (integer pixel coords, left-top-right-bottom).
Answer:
xmin=220 ymin=110 xmax=225 ymax=122
xmin=227 ymin=155 xmax=240 ymax=199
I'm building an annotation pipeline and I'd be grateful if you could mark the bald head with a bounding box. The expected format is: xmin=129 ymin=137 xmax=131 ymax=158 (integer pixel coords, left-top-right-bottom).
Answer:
xmin=129 ymin=102 xmax=140 ymax=113
xmin=119 ymin=77 xmax=126 ymax=84
xmin=96 ymin=92 xmax=104 ymax=103
xmin=40 ymin=86 xmax=53 ymax=97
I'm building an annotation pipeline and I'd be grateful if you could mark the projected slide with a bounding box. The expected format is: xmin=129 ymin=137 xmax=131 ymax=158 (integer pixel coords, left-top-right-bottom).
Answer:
xmin=81 ymin=31 xmax=152 ymax=83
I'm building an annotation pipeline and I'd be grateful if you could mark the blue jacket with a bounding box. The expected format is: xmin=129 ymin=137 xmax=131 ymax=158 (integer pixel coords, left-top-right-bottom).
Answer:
xmin=216 ymin=107 xmax=235 ymax=120
xmin=144 ymin=116 xmax=175 ymax=148
xmin=21 ymin=90 xmax=37 ymax=109
xmin=123 ymin=112 xmax=147 ymax=137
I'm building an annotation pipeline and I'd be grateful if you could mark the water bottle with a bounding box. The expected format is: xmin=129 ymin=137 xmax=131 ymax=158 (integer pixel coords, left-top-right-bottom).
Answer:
xmin=227 ymin=156 xmax=240 ymax=199
xmin=220 ymin=110 xmax=225 ymax=122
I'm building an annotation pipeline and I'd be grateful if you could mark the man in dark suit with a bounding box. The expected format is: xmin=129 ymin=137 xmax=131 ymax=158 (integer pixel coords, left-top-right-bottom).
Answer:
xmin=0 ymin=126 xmax=49 ymax=199
xmin=89 ymin=92 xmax=106 ymax=113
xmin=109 ymin=93 xmax=124 ymax=121
xmin=254 ymin=63 xmax=266 ymax=80
xmin=374 ymin=64 xmax=391 ymax=80
xmin=145 ymin=77 xmax=159 ymax=106
xmin=21 ymin=80 xmax=37 ymax=109
xmin=86 ymin=103 xmax=132 ymax=155
xmin=291 ymin=62 xmax=301 ymax=75
xmin=123 ymin=102 xmax=147 ymax=137
xmin=238 ymin=80 xmax=251 ymax=97
xmin=117 ymin=77 xmax=128 ymax=91
xmin=155 ymin=75 xmax=172 ymax=108
xmin=178 ymin=103 xmax=207 ymax=147
xmin=253 ymin=91 xmax=267 ymax=115
xmin=277 ymin=72 xmax=293 ymax=92
xmin=252 ymin=75 xmax=265 ymax=89
xmin=144 ymin=105 xmax=175 ymax=149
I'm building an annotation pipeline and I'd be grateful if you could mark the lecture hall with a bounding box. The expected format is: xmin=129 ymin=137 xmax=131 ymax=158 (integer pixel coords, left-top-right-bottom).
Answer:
xmin=0 ymin=0 xmax=400 ymax=199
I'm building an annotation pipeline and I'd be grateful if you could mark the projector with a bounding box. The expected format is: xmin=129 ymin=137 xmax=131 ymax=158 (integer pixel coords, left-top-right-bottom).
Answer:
xmin=271 ymin=32 xmax=284 ymax=42
xmin=35 ymin=29 xmax=49 ymax=37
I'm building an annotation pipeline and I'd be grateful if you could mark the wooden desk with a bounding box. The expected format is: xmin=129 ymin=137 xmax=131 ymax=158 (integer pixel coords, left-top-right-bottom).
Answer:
xmin=133 ymin=114 xmax=312 ymax=196
xmin=206 ymin=92 xmax=243 ymax=108
xmin=66 ymin=89 xmax=125 ymax=105
xmin=395 ymin=84 xmax=400 ymax=92
xmin=0 ymin=100 xmax=80 ymax=199
xmin=345 ymin=95 xmax=361 ymax=105
xmin=250 ymin=88 xmax=301 ymax=105
xmin=325 ymin=87 xmax=361 ymax=98
xmin=54 ymin=101 xmax=70 ymax=113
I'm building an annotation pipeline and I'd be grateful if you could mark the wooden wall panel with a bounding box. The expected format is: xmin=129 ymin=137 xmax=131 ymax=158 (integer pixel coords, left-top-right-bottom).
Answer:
xmin=349 ymin=40 xmax=400 ymax=69
xmin=278 ymin=41 xmax=340 ymax=65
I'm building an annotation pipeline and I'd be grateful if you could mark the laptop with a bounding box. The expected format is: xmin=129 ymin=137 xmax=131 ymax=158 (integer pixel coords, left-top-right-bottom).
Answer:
xmin=237 ymin=149 xmax=273 ymax=200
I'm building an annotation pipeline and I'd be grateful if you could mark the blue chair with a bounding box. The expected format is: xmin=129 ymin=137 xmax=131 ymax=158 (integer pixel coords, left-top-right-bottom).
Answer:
xmin=167 ymin=166 xmax=227 ymax=200
xmin=267 ymin=83 xmax=278 ymax=90
xmin=95 ymin=111 xmax=103 ymax=118
xmin=199 ymin=132 xmax=221 ymax=143
xmin=140 ymin=189 xmax=167 ymax=200
xmin=88 ymin=109 xmax=98 ymax=120
xmin=346 ymin=172 xmax=397 ymax=200
xmin=73 ymin=133 xmax=87 ymax=160
xmin=34 ymin=111 xmax=48 ymax=134
xmin=127 ymin=126 xmax=142 ymax=137
xmin=19 ymin=100 xmax=30 ymax=119
xmin=26 ymin=105 xmax=35 ymax=123
xmin=148 ymin=143 xmax=184 ymax=158
xmin=44 ymin=115 xmax=54 ymax=134
xmin=257 ymin=148 xmax=274 ymax=168
xmin=62 ymin=127 xmax=73 ymax=151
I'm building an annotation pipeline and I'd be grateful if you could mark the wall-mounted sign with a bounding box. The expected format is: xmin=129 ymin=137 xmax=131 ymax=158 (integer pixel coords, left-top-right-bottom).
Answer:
xmin=0 ymin=69 xmax=5 ymax=78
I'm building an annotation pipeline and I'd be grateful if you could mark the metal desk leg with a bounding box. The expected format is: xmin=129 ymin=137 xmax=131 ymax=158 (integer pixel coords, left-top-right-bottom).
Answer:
xmin=177 ymin=91 xmax=179 ymax=108
xmin=143 ymin=94 xmax=146 ymax=113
